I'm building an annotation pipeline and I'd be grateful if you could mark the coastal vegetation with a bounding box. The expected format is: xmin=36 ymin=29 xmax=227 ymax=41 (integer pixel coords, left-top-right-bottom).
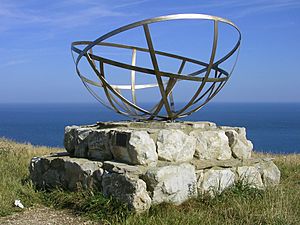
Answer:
xmin=0 ymin=138 xmax=299 ymax=224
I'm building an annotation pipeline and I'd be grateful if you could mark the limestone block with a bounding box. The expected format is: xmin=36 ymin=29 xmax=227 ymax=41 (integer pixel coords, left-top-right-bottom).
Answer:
xmin=29 ymin=157 xmax=51 ymax=187
xmin=255 ymin=161 xmax=281 ymax=187
xmin=198 ymin=169 xmax=235 ymax=195
xmin=29 ymin=155 xmax=103 ymax=191
xmin=73 ymin=127 xmax=93 ymax=158
xmin=183 ymin=121 xmax=217 ymax=129
xmin=87 ymin=130 xmax=112 ymax=161
xmin=62 ymin=159 xmax=104 ymax=191
xmin=237 ymin=166 xmax=264 ymax=189
xmin=102 ymin=173 xmax=151 ymax=213
xmin=128 ymin=131 xmax=157 ymax=165
xmin=225 ymin=128 xmax=253 ymax=159
xmin=143 ymin=163 xmax=197 ymax=205
xmin=110 ymin=130 xmax=157 ymax=166
xmin=64 ymin=125 xmax=79 ymax=154
xmin=157 ymin=129 xmax=196 ymax=162
xmin=190 ymin=130 xmax=232 ymax=160
xmin=103 ymin=161 xmax=146 ymax=176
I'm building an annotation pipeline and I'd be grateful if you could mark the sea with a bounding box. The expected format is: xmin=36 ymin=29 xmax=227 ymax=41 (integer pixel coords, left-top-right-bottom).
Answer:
xmin=0 ymin=103 xmax=299 ymax=154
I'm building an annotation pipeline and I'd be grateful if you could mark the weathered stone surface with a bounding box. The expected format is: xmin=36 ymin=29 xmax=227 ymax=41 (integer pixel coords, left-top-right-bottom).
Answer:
xmin=255 ymin=161 xmax=281 ymax=187
xmin=73 ymin=127 xmax=93 ymax=158
xmin=86 ymin=130 xmax=112 ymax=160
xmin=157 ymin=129 xmax=196 ymax=162
xmin=191 ymin=158 xmax=264 ymax=170
xmin=223 ymin=127 xmax=253 ymax=159
xmin=102 ymin=173 xmax=151 ymax=213
xmin=30 ymin=154 xmax=103 ymax=191
xmin=143 ymin=163 xmax=197 ymax=205
xmin=190 ymin=130 xmax=232 ymax=160
xmin=128 ymin=131 xmax=157 ymax=165
xmin=102 ymin=161 xmax=146 ymax=176
xmin=183 ymin=121 xmax=217 ymax=129
xmin=237 ymin=166 xmax=264 ymax=189
xmin=198 ymin=169 xmax=235 ymax=195
xmin=110 ymin=130 xmax=157 ymax=166
xmin=64 ymin=126 xmax=78 ymax=154
xmin=35 ymin=121 xmax=282 ymax=213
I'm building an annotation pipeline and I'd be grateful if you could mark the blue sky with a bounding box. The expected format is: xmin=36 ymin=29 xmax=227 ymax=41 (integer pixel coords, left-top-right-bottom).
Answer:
xmin=0 ymin=0 xmax=299 ymax=103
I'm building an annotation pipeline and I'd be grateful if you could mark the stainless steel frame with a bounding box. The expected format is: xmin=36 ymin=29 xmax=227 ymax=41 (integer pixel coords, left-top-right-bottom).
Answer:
xmin=71 ymin=13 xmax=241 ymax=120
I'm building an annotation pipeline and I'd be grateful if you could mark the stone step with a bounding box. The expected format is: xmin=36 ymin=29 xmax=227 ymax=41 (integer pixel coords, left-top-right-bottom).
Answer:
xmin=64 ymin=121 xmax=253 ymax=165
xmin=30 ymin=153 xmax=280 ymax=213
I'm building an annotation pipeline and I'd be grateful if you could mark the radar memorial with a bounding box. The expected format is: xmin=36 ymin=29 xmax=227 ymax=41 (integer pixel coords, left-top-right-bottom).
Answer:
xmin=30 ymin=14 xmax=281 ymax=213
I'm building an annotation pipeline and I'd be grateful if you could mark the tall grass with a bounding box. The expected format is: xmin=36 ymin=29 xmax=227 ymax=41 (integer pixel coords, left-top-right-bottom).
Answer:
xmin=0 ymin=138 xmax=299 ymax=224
xmin=0 ymin=138 xmax=59 ymax=216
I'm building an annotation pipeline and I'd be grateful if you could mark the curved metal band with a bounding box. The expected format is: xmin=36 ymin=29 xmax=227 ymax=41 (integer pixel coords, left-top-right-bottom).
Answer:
xmin=71 ymin=13 xmax=241 ymax=120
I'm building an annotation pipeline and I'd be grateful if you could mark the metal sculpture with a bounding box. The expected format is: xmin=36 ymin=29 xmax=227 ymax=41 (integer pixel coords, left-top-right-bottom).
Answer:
xmin=71 ymin=14 xmax=241 ymax=120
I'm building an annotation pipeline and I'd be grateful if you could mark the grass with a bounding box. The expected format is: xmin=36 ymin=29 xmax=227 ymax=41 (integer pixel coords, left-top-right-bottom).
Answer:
xmin=0 ymin=138 xmax=299 ymax=224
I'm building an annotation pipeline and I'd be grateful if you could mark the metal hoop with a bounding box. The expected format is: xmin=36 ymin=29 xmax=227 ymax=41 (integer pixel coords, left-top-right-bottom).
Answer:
xmin=71 ymin=13 xmax=241 ymax=120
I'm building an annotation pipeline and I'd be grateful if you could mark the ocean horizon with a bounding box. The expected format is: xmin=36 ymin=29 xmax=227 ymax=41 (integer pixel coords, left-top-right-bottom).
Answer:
xmin=0 ymin=102 xmax=299 ymax=154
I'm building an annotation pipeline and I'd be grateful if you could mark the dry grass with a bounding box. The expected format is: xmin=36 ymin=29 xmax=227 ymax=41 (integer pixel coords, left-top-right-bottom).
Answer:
xmin=0 ymin=138 xmax=299 ymax=225
xmin=0 ymin=138 xmax=60 ymax=216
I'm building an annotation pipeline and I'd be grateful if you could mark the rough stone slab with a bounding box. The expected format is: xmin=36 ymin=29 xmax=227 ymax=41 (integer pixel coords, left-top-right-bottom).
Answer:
xmin=237 ymin=166 xmax=264 ymax=189
xmin=143 ymin=163 xmax=197 ymax=205
xmin=102 ymin=161 xmax=147 ymax=176
xmin=29 ymin=152 xmax=281 ymax=213
xmin=64 ymin=125 xmax=78 ymax=154
xmin=190 ymin=130 xmax=232 ymax=160
xmin=221 ymin=126 xmax=253 ymax=159
xmin=30 ymin=154 xmax=103 ymax=191
xmin=110 ymin=130 xmax=157 ymax=166
xmin=198 ymin=169 xmax=235 ymax=195
xmin=255 ymin=161 xmax=281 ymax=187
xmin=102 ymin=173 xmax=151 ymax=213
xmin=191 ymin=158 xmax=264 ymax=170
xmin=64 ymin=121 xmax=256 ymax=165
xmin=157 ymin=129 xmax=196 ymax=162
xmin=87 ymin=130 xmax=112 ymax=160
xmin=183 ymin=121 xmax=217 ymax=129
xmin=73 ymin=127 xmax=93 ymax=158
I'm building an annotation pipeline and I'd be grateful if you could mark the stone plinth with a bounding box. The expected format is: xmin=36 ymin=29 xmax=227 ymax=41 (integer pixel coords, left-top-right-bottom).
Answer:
xmin=29 ymin=121 xmax=280 ymax=213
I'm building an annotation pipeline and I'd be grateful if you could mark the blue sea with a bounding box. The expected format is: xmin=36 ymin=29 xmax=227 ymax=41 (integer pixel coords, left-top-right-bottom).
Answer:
xmin=0 ymin=103 xmax=299 ymax=154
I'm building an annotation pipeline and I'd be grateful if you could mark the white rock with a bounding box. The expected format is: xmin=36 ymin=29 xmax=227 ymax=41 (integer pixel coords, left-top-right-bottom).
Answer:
xmin=110 ymin=130 xmax=157 ymax=166
xmin=73 ymin=128 xmax=92 ymax=158
xmin=144 ymin=163 xmax=197 ymax=205
xmin=87 ymin=130 xmax=113 ymax=160
xmin=198 ymin=169 xmax=235 ymax=196
xmin=224 ymin=128 xmax=253 ymax=159
xmin=157 ymin=129 xmax=196 ymax=162
xmin=102 ymin=173 xmax=151 ymax=213
xmin=64 ymin=125 xmax=79 ymax=154
xmin=128 ymin=131 xmax=158 ymax=166
xmin=30 ymin=155 xmax=103 ymax=191
xmin=237 ymin=166 xmax=264 ymax=189
xmin=255 ymin=161 xmax=281 ymax=187
xmin=190 ymin=130 xmax=232 ymax=160
xmin=184 ymin=121 xmax=217 ymax=129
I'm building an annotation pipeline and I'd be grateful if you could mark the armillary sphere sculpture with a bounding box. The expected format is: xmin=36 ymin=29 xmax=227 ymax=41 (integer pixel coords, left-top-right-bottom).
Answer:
xmin=71 ymin=14 xmax=241 ymax=120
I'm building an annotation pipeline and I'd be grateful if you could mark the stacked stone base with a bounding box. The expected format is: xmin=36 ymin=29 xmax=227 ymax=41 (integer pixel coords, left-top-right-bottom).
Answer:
xmin=30 ymin=121 xmax=281 ymax=213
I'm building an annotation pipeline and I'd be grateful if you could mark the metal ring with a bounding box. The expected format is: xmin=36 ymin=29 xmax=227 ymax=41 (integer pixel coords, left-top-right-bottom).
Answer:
xmin=71 ymin=13 xmax=241 ymax=120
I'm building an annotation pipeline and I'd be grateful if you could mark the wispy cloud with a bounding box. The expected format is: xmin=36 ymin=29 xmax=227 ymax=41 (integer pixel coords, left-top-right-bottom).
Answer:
xmin=229 ymin=0 xmax=300 ymax=18
xmin=168 ymin=0 xmax=300 ymax=19
xmin=0 ymin=0 xmax=147 ymax=31
xmin=0 ymin=59 xmax=29 ymax=68
xmin=113 ymin=0 xmax=150 ymax=9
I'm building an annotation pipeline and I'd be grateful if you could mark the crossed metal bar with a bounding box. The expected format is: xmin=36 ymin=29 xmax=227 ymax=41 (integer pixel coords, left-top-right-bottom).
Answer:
xmin=71 ymin=14 xmax=241 ymax=120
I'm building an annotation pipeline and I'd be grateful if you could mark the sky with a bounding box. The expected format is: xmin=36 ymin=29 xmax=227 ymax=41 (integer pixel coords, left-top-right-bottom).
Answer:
xmin=0 ymin=0 xmax=299 ymax=104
